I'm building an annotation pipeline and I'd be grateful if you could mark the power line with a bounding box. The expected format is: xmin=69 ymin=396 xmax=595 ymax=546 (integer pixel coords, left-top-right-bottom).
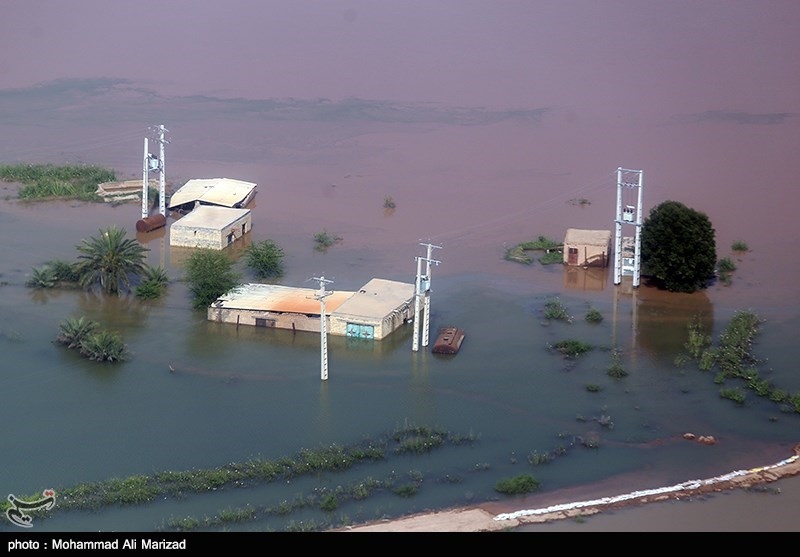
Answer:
xmin=425 ymin=171 xmax=618 ymax=247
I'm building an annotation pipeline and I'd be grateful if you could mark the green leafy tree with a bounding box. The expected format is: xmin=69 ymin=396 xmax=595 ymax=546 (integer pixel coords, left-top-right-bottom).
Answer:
xmin=75 ymin=226 xmax=149 ymax=295
xmin=640 ymin=201 xmax=716 ymax=293
xmin=244 ymin=239 xmax=285 ymax=279
xmin=184 ymin=249 xmax=241 ymax=310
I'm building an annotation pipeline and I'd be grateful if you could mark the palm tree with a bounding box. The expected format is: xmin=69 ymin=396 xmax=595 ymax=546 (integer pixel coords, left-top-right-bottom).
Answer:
xmin=56 ymin=316 xmax=99 ymax=349
xmin=76 ymin=226 xmax=149 ymax=295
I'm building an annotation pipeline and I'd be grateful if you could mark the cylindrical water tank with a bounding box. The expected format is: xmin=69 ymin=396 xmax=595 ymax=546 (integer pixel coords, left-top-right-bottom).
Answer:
xmin=136 ymin=214 xmax=167 ymax=233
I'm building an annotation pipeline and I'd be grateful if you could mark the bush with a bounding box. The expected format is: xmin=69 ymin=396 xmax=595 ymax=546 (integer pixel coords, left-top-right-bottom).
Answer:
xmin=607 ymin=349 xmax=628 ymax=379
xmin=539 ymin=250 xmax=563 ymax=265
xmin=585 ymin=307 xmax=603 ymax=323
xmin=720 ymin=388 xmax=746 ymax=405
xmin=184 ymin=249 xmax=241 ymax=310
xmin=245 ymin=240 xmax=285 ymax=279
xmin=543 ymin=297 xmax=571 ymax=321
xmin=731 ymin=240 xmax=749 ymax=252
xmin=319 ymin=493 xmax=338 ymax=512
xmin=717 ymin=257 xmax=736 ymax=274
xmin=495 ymin=474 xmax=541 ymax=495
xmin=313 ymin=230 xmax=342 ymax=251
xmin=551 ymin=339 xmax=593 ymax=358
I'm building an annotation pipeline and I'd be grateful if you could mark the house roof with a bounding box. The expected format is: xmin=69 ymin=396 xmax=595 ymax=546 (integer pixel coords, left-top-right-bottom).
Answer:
xmin=171 ymin=205 xmax=250 ymax=230
xmin=168 ymin=178 xmax=257 ymax=210
xmin=211 ymin=278 xmax=415 ymax=319
xmin=564 ymin=228 xmax=612 ymax=246
xmin=333 ymin=278 xmax=415 ymax=319
xmin=213 ymin=283 xmax=354 ymax=315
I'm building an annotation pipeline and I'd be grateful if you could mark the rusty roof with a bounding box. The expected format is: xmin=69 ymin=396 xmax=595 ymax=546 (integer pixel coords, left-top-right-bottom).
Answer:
xmin=213 ymin=283 xmax=353 ymax=315
xmin=211 ymin=278 xmax=415 ymax=319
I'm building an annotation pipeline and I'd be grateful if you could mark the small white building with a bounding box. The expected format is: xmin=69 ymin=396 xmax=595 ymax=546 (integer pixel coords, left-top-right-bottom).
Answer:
xmin=169 ymin=205 xmax=251 ymax=250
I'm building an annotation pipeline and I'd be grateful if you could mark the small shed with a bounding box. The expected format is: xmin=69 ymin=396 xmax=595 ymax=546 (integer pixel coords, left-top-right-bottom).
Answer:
xmin=169 ymin=205 xmax=251 ymax=249
xmin=563 ymin=228 xmax=612 ymax=267
xmin=207 ymin=278 xmax=415 ymax=340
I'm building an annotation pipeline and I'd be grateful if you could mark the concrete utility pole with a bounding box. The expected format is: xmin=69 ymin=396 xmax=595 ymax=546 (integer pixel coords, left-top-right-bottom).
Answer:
xmin=613 ymin=167 xmax=644 ymax=287
xmin=141 ymin=124 xmax=169 ymax=219
xmin=420 ymin=241 xmax=441 ymax=348
xmin=412 ymin=243 xmax=441 ymax=352
xmin=313 ymin=276 xmax=334 ymax=381
xmin=156 ymin=124 xmax=168 ymax=216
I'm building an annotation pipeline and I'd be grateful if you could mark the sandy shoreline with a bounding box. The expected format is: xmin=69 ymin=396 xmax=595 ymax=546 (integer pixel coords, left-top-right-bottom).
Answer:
xmin=337 ymin=443 xmax=800 ymax=532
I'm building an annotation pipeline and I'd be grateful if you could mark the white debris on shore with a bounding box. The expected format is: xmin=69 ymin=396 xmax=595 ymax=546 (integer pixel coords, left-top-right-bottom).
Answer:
xmin=494 ymin=452 xmax=800 ymax=522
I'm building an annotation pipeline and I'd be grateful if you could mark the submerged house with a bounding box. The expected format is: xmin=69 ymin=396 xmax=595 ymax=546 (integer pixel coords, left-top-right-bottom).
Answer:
xmin=169 ymin=205 xmax=251 ymax=249
xmin=563 ymin=228 xmax=612 ymax=268
xmin=207 ymin=278 xmax=416 ymax=340
xmin=167 ymin=177 xmax=257 ymax=213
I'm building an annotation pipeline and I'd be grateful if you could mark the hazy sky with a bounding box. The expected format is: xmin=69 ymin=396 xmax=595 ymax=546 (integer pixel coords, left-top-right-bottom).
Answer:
xmin=2 ymin=0 xmax=799 ymax=114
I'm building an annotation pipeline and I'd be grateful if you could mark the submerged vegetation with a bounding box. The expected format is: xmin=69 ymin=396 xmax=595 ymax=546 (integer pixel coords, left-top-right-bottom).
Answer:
xmin=1 ymin=422 xmax=482 ymax=531
xmin=56 ymin=316 xmax=129 ymax=363
xmin=245 ymin=239 xmax=286 ymax=279
xmin=505 ymin=235 xmax=563 ymax=265
xmin=543 ymin=297 xmax=572 ymax=322
xmin=495 ymin=474 xmax=541 ymax=495
xmin=184 ymin=249 xmax=241 ymax=310
xmin=679 ymin=310 xmax=800 ymax=413
xmin=0 ymin=163 xmax=116 ymax=201
xmin=550 ymin=339 xmax=593 ymax=358
xmin=313 ymin=229 xmax=343 ymax=251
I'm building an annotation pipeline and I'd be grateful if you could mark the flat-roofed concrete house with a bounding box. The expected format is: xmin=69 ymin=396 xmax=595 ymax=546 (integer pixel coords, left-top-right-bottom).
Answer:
xmin=563 ymin=228 xmax=612 ymax=267
xmin=169 ymin=205 xmax=251 ymax=249
xmin=168 ymin=177 xmax=257 ymax=213
xmin=207 ymin=278 xmax=416 ymax=340
xmin=328 ymin=278 xmax=416 ymax=339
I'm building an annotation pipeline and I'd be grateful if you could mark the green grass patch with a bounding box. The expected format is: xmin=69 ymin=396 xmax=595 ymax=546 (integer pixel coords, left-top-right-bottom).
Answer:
xmin=0 ymin=163 xmax=115 ymax=201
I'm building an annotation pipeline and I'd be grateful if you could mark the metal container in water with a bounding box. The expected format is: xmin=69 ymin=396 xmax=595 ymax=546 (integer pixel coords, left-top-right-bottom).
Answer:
xmin=136 ymin=214 xmax=167 ymax=233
